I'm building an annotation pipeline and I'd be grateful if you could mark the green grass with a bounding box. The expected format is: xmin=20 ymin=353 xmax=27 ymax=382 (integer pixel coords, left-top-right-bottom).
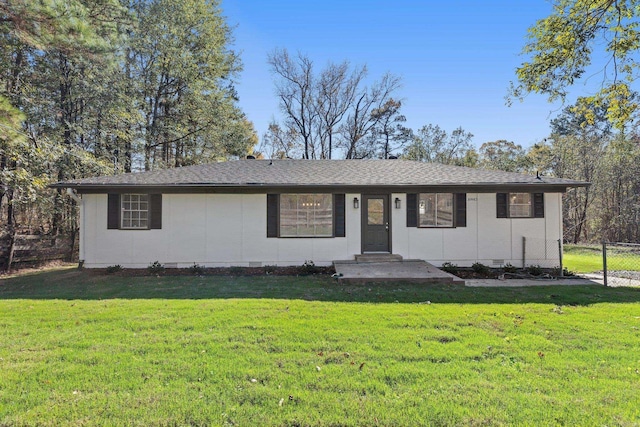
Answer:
xmin=563 ymin=244 xmax=640 ymax=273
xmin=2 ymin=267 xmax=640 ymax=426
xmin=563 ymin=244 xmax=605 ymax=273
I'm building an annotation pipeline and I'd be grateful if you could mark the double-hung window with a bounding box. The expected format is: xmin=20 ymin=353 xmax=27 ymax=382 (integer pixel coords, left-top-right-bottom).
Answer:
xmin=509 ymin=193 xmax=532 ymax=218
xmin=496 ymin=192 xmax=544 ymax=218
xmin=121 ymin=194 xmax=149 ymax=229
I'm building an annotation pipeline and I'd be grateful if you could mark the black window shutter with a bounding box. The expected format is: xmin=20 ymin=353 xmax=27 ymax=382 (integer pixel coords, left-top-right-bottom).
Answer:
xmin=406 ymin=193 xmax=417 ymax=227
xmin=496 ymin=193 xmax=508 ymax=218
xmin=267 ymin=194 xmax=279 ymax=237
xmin=533 ymin=193 xmax=544 ymax=218
xmin=334 ymin=194 xmax=346 ymax=237
xmin=150 ymin=194 xmax=162 ymax=229
xmin=107 ymin=194 xmax=120 ymax=229
xmin=455 ymin=193 xmax=467 ymax=227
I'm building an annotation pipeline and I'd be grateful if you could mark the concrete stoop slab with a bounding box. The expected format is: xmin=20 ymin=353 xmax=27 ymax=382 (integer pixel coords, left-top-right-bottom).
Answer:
xmin=333 ymin=259 xmax=465 ymax=284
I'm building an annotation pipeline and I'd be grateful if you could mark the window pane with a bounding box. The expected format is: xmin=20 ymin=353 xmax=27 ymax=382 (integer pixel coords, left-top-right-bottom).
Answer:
xmin=436 ymin=193 xmax=453 ymax=227
xmin=509 ymin=193 xmax=531 ymax=217
xmin=315 ymin=194 xmax=333 ymax=236
xmin=419 ymin=194 xmax=436 ymax=227
xmin=419 ymin=193 xmax=453 ymax=227
xmin=298 ymin=194 xmax=314 ymax=233
xmin=367 ymin=199 xmax=384 ymax=225
xmin=279 ymin=194 xmax=298 ymax=236
xmin=121 ymin=193 xmax=150 ymax=229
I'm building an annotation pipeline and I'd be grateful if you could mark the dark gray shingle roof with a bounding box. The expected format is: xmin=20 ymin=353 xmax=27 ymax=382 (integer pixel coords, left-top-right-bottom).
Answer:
xmin=55 ymin=159 xmax=588 ymax=190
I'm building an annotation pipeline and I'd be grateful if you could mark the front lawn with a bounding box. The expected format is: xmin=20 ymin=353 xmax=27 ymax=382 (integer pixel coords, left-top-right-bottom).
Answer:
xmin=1 ymin=267 xmax=640 ymax=426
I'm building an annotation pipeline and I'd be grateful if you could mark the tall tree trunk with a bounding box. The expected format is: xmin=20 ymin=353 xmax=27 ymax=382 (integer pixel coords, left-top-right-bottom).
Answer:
xmin=5 ymin=225 xmax=17 ymax=272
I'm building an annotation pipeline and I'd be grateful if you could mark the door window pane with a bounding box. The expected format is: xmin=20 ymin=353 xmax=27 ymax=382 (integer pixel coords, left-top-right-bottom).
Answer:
xmin=367 ymin=198 xmax=384 ymax=225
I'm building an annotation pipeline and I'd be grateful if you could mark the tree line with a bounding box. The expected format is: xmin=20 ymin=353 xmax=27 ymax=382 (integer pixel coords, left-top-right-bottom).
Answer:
xmin=1 ymin=0 xmax=256 ymax=235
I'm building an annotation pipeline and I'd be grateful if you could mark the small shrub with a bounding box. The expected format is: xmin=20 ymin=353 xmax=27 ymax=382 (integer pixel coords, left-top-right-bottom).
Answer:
xmin=147 ymin=261 xmax=165 ymax=275
xmin=300 ymin=260 xmax=320 ymax=275
xmin=441 ymin=262 xmax=458 ymax=274
xmin=527 ymin=264 xmax=543 ymax=276
xmin=264 ymin=265 xmax=277 ymax=274
xmin=502 ymin=263 xmax=518 ymax=273
xmin=551 ymin=266 xmax=575 ymax=277
xmin=105 ymin=265 xmax=123 ymax=274
xmin=229 ymin=266 xmax=244 ymax=275
xmin=471 ymin=262 xmax=490 ymax=274
xmin=190 ymin=263 xmax=205 ymax=275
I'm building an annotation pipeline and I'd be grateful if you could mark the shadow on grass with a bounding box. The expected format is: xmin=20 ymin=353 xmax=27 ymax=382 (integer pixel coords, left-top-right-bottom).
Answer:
xmin=1 ymin=267 xmax=640 ymax=305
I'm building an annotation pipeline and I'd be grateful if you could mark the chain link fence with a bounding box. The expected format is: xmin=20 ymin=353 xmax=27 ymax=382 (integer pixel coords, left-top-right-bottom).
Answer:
xmin=522 ymin=237 xmax=562 ymax=270
xmin=603 ymin=242 xmax=640 ymax=287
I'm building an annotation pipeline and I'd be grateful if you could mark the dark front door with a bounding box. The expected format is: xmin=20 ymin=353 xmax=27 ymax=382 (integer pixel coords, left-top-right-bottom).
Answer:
xmin=362 ymin=195 xmax=390 ymax=252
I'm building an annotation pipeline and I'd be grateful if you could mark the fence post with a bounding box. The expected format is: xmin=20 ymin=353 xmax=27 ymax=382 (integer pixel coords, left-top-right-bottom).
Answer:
xmin=558 ymin=239 xmax=563 ymax=277
xmin=602 ymin=241 xmax=608 ymax=287
xmin=522 ymin=236 xmax=526 ymax=268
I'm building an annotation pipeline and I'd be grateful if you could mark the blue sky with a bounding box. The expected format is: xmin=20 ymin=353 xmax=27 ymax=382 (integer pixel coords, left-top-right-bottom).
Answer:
xmin=222 ymin=0 xmax=575 ymax=150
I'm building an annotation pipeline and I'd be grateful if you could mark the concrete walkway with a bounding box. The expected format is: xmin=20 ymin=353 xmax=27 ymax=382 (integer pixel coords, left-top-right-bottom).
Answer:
xmin=580 ymin=273 xmax=640 ymax=288
xmin=465 ymin=277 xmax=600 ymax=287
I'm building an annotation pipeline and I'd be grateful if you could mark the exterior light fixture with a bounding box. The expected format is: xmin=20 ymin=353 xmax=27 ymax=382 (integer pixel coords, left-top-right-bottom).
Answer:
xmin=395 ymin=197 xmax=401 ymax=209
xmin=353 ymin=197 xmax=359 ymax=209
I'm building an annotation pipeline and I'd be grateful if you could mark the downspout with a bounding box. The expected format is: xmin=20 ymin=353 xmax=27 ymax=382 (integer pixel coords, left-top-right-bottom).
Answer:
xmin=66 ymin=188 xmax=84 ymax=266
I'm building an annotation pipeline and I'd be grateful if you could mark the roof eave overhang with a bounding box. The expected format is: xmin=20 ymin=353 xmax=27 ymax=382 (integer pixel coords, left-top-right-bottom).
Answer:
xmin=53 ymin=182 xmax=590 ymax=194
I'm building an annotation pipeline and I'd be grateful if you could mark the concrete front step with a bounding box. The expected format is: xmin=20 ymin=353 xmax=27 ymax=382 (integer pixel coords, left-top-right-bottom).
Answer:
xmin=354 ymin=253 xmax=403 ymax=263
xmin=332 ymin=259 xmax=465 ymax=285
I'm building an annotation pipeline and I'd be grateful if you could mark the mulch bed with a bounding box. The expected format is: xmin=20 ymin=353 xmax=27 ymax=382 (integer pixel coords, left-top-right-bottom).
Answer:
xmin=444 ymin=267 xmax=570 ymax=280
xmin=2 ymin=261 xmax=567 ymax=281
xmin=91 ymin=265 xmax=337 ymax=277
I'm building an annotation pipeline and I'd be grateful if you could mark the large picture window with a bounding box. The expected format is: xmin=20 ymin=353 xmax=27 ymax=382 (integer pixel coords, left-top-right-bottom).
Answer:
xmin=121 ymin=194 xmax=149 ymax=229
xmin=418 ymin=193 xmax=453 ymax=227
xmin=280 ymin=194 xmax=333 ymax=237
